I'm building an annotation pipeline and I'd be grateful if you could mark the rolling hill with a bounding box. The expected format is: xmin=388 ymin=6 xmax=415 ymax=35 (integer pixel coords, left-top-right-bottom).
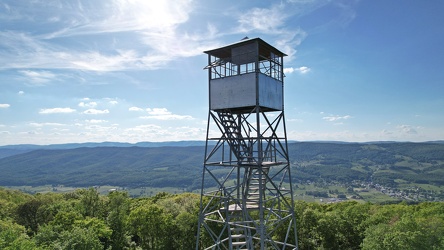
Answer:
xmin=0 ymin=146 xmax=203 ymax=189
xmin=290 ymin=142 xmax=444 ymax=187
xmin=0 ymin=141 xmax=443 ymax=192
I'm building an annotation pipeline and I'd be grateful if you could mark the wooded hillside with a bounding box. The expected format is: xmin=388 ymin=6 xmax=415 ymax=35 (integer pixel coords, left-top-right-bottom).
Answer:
xmin=0 ymin=188 xmax=443 ymax=249
xmin=0 ymin=142 xmax=443 ymax=192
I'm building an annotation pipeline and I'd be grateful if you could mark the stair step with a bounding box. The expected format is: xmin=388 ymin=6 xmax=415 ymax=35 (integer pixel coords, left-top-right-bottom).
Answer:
xmin=250 ymin=180 xmax=266 ymax=183
xmin=232 ymin=241 xmax=247 ymax=246
xmin=230 ymin=234 xmax=245 ymax=239
xmin=249 ymin=183 xmax=266 ymax=186
xmin=246 ymin=202 xmax=259 ymax=206
xmin=247 ymin=191 xmax=260 ymax=195
xmin=247 ymin=196 xmax=260 ymax=200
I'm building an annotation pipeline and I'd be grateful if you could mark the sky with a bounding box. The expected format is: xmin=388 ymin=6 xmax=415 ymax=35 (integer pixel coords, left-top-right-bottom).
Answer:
xmin=0 ymin=0 xmax=443 ymax=145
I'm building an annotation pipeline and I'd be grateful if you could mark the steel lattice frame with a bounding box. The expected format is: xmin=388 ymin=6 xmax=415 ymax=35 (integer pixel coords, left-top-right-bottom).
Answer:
xmin=196 ymin=106 xmax=298 ymax=250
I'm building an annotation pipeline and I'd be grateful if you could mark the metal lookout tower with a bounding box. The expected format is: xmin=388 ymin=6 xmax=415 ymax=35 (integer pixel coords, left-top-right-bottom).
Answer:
xmin=196 ymin=38 xmax=298 ymax=250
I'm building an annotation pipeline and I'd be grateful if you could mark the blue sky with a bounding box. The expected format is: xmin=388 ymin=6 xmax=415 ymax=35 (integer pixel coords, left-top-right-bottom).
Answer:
xmin=0 ymin=0 xmax=443 ymax=145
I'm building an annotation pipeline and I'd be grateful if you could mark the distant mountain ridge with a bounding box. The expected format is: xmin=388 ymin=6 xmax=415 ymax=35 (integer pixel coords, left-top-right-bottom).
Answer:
xmin=0 ymin=141 xmax=206 ymax=159
xmin=0 ymin=140 xmax=206 ymax=150
xmin=2 ymin=140 xmax=443 ymax=158
xmin=0 ymin=141 xmax=443 ymax=192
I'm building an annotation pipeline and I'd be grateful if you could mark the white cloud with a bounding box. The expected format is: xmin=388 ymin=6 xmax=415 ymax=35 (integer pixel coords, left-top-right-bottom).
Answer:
xmin=19 ymin=70 xmax=57 ymax=84
xmin=30 ymin=122 xmax=65 ymax=127
xmin=237 ymin=5 xmax=287 ymax=34
xmin=286 ymin=0 xmax=357 ymax=29
xmin=39 ymin=107 xmax=76 ymax=114
xmin=146 ymin=108 xmax=171 ymax=116
xmin=78 ymin=98 xmax=118 ymax=110
xmin=0 ymin=0 xmax=206 ymax=72
xmin=235 ymin=4 xmax=307 ymax=59
xmin=141 ymin=108 xmax=193 ymax=120
xmin=0 ymin=104 xmax=10 ymax=108
xmin=50 ymin=0 xmax=193 ymax=36
xmin=83 ymin=109 xmax=109 ymax=115
xmin=284 ymin=67 xmax=295 ymax=74
xmin=397 ymin=125 xmax=418 ymax=135
xmin=0 ymin=0 xmax=311 ymax=72
xmin=297 ymin=66 xmax=311 ymax=74
xmin=78 ymin=101 xmax=98 ymax=108
xmin=322 ymin=115 xmax=352 ymax=122
xmin=129 ymin=106 xmax=144 ymax=111
xmin=284 ymin=66 xmax=311 ymax=74
xmin=85 ymin=119 xmax=107 ymax=124
xmin=18 ymin=91 xmax=25 ymax=95
xmin=140 ymin=114 xmax=193 ymax=121
xmin=70 ymin=50 xmax=142 ymax=71
xmin=0 ymin=0 xmax=319 ymax=74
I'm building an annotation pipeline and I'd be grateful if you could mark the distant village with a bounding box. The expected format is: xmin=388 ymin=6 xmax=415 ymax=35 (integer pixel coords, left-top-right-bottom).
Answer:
xmin=301 ymin=180 xmax=444 ymax=203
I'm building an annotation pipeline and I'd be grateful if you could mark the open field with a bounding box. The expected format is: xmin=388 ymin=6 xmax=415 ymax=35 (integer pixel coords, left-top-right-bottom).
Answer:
xmin=4 ymin=182 xmax=413 ymax=204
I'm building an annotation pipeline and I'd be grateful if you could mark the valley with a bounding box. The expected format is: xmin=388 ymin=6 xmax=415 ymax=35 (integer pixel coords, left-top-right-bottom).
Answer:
xmin=1 ymin=141 xmax=443 ymax=203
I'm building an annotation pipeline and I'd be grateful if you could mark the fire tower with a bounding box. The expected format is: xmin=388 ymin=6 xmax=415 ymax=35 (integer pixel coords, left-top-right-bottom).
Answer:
xmin=196 ymin=38 xmax=298 ymax=250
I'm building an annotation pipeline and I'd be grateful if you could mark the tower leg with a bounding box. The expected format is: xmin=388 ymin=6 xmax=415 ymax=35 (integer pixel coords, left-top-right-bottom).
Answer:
xmin=196 ymin=109 xmax=298 ymax=250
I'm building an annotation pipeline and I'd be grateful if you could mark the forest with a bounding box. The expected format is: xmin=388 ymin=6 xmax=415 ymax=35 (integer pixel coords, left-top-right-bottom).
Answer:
xmin=1 ymin=187 xmax=443 ymax=250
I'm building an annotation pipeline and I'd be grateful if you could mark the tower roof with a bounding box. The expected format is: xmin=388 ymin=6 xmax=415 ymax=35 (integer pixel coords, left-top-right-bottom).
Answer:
xmin=204 ymin=37 xmax=287 ymax=59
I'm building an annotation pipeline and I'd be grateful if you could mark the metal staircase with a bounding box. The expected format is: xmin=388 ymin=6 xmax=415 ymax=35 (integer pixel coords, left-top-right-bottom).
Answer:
xmin=222 ymin=165 xmax=271 ymax=249
xmin=227 ymin=208 xmax=250 ymax=250
xmin=245 ymin=165 xmax=269 ymax=209
xmin=217 ymin=111 xmax=252 ymax=163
